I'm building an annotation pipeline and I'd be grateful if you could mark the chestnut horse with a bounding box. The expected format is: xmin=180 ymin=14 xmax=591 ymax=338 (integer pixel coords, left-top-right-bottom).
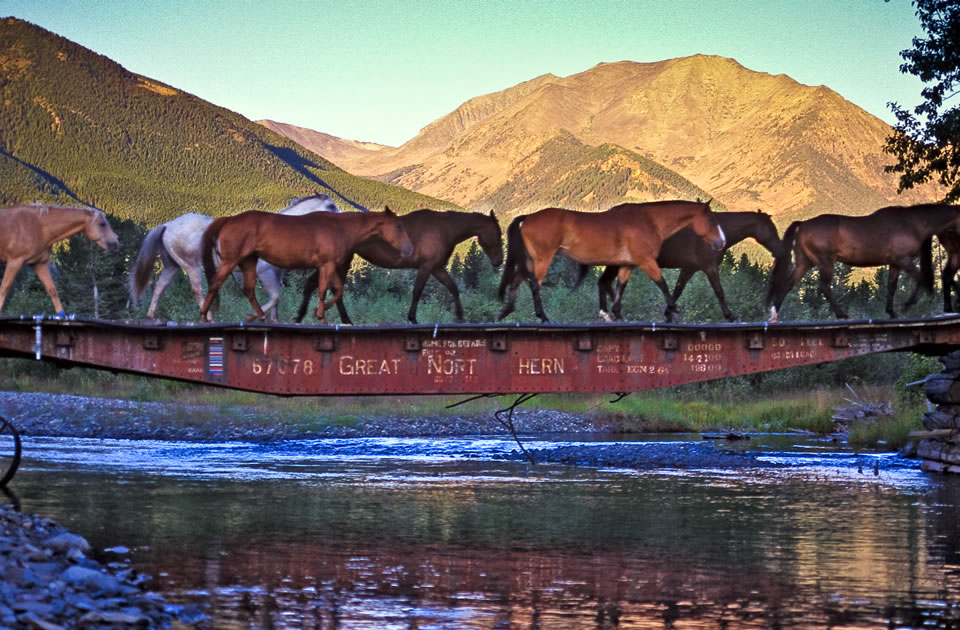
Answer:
xmin=294 ymin=209 xmax=503 ymax=324
xmin=496 ymin=200 xmax=726 ymax=323
xmin=766 ymin=204 xmax=960 ymax=321
xmin=0 ymin=204 xmax=120 ymax=315
xmin=200 ymin=208 xmax=413 ymax=323
xmin=129 ymin=193 xmax=340 ymax=321
xmin=577 ymin=210 xmax=783 ymax=322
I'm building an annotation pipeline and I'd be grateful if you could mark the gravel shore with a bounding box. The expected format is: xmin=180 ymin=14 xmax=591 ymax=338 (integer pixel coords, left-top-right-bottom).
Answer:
xmin=0 ymin=391 xmax=617 ymax=441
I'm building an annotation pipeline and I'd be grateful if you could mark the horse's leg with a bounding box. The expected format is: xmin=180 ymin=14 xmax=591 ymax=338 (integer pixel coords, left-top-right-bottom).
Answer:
xmin=530 ymin=255 xmax=554 ymax=323
xmin=429 ymin=267 xmax=464 ymax=323
xmin=407 ymin=267 xmax=432 ymax=324
xmin=887 ymin=266 xmax=902 ymax=318
xmin=702 ymin=267 xmax=738 ymax=322
xmin=770 ymin=257 xmax=812 ymax=322
xmin=314 ymin=264 xmax=341 ymax=325
xmin=31 ymin=263 xmax=65 ymax=315
xmin=147 ymin=265 xmax=181 ymax=319
xmin=0 ymin=260 xmax=24 ymax=314
xmin=636 ymin=260 xmax=681 ymax=322
xmin=200 ymin=263 xmax=239 ymax=321
xmin=816 ymin=265 xmax=848 ymax=319
xmin=295 ymin=269 xmax=317 ymax=324
xmin=597 ymin=266 xmax=618 ymax=319
xmin=609 ymin=267 xmax=635 ymax=322
xmin=256 ymin=266 xmax=282 ymax=322
xmin=945 ymin=257 xmax=959 ymax=313
xmin=182 ymin=264 xmax=214 ymax=322
xmin=239 ymin=260 xmax=266 ymax=322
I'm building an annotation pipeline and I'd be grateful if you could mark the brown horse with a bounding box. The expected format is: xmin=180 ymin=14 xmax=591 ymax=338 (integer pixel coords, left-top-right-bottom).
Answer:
xmin=577 ymin=210 xmax=783 ymax=322
xmin=199 ymin=208 xmax=414 ymax=323
xmin=0 ymin=204 xmax=120 ymax=315
xmin=766 ymin=204 xmax=960 ymax=321
xmin=496 ymin=200 xmax=726 ymax=323
xmin=294 ymin=209 xmax=503 ymax=324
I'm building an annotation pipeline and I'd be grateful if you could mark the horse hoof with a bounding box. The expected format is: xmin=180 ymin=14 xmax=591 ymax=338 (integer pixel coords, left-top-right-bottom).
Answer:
xmin=598 ymin=310 xmax=614 ymax=323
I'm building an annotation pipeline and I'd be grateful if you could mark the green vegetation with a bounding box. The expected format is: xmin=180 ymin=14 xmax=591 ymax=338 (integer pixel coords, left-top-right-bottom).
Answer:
xmin=0 ymin=17 xmax=457 ymax=224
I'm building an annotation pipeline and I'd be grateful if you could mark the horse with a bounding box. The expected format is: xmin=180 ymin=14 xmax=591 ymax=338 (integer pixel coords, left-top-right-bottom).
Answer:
xmin=575 ymin=210 xmax=783 ymax=322
xmin=199 ymin=208 xmax=414 ymax=323
xmin=496 ymin=200 xmax=726 ymax=323
xmin=129 ymin=193 xmax=340 ymax=321
xmin=0 ymin=204 xmax=120 ymax=315
xmin=294 ymin=209 xmax=503 ymax=324
xmin=765 ymin=203 xmax=960 ymax=321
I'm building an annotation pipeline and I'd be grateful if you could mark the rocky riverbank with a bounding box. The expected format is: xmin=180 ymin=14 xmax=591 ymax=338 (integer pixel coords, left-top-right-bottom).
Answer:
xmin=0 ymin=391 xmax=616 ymax=441
xmin=0 ymin=504 xmax=202 ymax=628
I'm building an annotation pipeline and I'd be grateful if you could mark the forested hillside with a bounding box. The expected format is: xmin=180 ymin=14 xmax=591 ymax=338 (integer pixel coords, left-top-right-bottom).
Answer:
xmin=0 ymin=17 xmax=456 ymax=224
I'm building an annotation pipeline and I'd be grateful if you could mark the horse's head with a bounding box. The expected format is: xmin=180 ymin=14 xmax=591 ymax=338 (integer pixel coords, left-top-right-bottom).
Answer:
xmin=691 ymin=200 xmax=726 ymax=251
xmin=478 ymin=210 xmax=504 ymax=268
xmin=381 ymin=207 xmax=414 ymax=258
xmin=86 ymin=209 xmax=120 ymax=253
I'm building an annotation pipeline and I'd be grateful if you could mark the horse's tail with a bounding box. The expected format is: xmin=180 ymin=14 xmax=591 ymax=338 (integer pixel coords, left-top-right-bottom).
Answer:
xmin=766 ymin=221 xmax=800 ymax=307
xmin=571 ymin=264 xmax=592 ymax=291
xmin=201 ymin=217 xmax=230 ymax=311
xmin=129 ymin=224 xmax=166 ymax=305
xmin=921 ymin=234 xmax=934 ymax=292
xmin=498 ymin=216 xmax=527 ymax=302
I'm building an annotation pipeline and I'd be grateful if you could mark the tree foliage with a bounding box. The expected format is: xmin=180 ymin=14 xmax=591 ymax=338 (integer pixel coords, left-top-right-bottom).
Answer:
xmin=885 ymin=0 xmax=960 ymax=201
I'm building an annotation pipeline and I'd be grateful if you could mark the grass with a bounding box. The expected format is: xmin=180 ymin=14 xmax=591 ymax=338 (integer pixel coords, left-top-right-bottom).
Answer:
xmin=0 ymin=358 xmax=926 ymax=450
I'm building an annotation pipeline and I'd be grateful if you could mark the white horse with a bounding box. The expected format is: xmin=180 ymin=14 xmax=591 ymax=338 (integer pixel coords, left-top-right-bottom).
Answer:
xmin=129 ymin=193 xmax=340 ymax=320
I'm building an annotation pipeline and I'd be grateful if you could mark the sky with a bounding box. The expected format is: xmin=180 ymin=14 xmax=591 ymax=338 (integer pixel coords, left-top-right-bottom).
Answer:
xmin=1 ymin=0 xmax=927 ymax=148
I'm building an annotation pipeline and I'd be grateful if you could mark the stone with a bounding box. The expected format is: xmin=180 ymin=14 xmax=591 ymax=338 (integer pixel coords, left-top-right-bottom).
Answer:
xmin=42 ymin=533 xmax=89 ymax=555
xmin=60 ymin=566 xmax=120 ymax=595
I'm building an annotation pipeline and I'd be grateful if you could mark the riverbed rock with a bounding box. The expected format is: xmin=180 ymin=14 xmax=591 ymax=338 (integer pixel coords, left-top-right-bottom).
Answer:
xmin=0 ymin=504 xmax=195 ymax=627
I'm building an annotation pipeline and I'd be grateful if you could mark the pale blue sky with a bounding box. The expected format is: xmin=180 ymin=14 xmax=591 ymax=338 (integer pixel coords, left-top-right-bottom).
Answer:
xmin=2 ymin=0 xmax=925 ymax=147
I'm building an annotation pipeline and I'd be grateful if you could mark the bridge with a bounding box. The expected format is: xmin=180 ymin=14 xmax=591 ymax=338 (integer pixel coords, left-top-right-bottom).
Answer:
xmin=2 ymin=315 xmax=959 ymax=397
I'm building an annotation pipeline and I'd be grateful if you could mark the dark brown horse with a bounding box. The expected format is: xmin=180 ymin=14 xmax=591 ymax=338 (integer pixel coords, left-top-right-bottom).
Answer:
xmin=766 ymin=204 xmax=960 ymax=321
xmin=0 ymin=204 xmax=120 ymax=315
xmin=497 ymin=200 xmax=726 ymax=323
xmin=294 ymin=209 xmax=503 ymax=324
xmin=576 ymin=210 xmax=783 ymax=322
xmin=199 ymin=208 xmax=413 ymax=323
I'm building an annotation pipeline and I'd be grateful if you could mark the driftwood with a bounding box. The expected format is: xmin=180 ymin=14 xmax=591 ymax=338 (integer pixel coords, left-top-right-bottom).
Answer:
xmin=921 ymin=460 xmax=960 ymax=474
xmin=918 ymin=439 xmax=960 ymax=466
xmin=831 ymin=386 xmax=892 ymax=432
xmin=909 ymin=429 xmax=959 ymax=439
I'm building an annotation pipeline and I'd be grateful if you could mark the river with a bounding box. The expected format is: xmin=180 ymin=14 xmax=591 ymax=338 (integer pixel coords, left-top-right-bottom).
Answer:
xmin=6 ymin=433 xmax=960 ymax=628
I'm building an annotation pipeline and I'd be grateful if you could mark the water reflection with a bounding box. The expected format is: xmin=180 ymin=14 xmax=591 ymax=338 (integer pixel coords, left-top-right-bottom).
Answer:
xmin=7 ymin=435 xmax=960 ymax=628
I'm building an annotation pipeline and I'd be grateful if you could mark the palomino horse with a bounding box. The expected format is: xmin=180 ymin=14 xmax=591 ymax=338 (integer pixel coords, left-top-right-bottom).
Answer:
xmin=577 ymin=210 xmax=783 ymax=322
xmin=0 ymin=204 xmax=120 ymax=315
xmin=200 ymin=208 xmax=414 ymax=323
xmin=294 ymin=209 xmax=503 ymax=324
xmin=496 ymin=200 xmax=726 ymax=323
xmin=129 ymin=193 xmax=340 ymax=320
xmin=766 ymin=204 xmax=960 ymax=321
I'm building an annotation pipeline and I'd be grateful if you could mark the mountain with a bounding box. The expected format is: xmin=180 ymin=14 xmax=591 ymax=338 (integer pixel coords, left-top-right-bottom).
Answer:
xmin=277 ymin=56 xmax=937 ymax=222
xmin=0 ymin=17 xmax=457 ymax=225
xmin=257 ymin=120 xmax=393 ymax=166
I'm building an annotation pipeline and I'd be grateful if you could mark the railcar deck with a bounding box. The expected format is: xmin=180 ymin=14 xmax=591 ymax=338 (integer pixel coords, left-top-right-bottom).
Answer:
xmin=2 ymin=315 xmax=959 ymax=396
